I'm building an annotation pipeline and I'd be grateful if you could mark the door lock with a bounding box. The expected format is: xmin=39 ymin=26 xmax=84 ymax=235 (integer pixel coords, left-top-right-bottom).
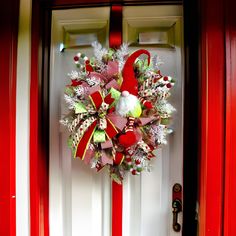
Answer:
xmin=172 ymin=183 xmax=182 ymax=232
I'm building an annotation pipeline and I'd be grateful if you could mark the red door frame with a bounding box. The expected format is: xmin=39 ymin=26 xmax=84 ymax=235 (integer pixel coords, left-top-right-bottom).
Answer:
xmin=0 ymin=1 xmax=19 ymax=236
xmin=199 ymin=0 xmax=225 ymax=234
xmin=29 ymin=0 xmax=236 ymax=236
xmin=199 ymin=0 xmax=236 ymax=235
xmin=224 ymin=0 xmax=236 ymax=234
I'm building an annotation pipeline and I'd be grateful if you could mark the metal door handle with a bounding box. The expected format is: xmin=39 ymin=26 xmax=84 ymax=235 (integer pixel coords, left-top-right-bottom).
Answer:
xmin=172 ymin=199 xmax=182 ymax=232
xmin=172 ymin=183 xmax=182 ymax=232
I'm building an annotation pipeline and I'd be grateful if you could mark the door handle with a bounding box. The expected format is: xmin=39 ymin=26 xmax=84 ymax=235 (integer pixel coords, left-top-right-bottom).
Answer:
xmin=172 ymin=183 xmax=182 ymax=232
xmin=172 ymin=199 xmax=182 ymax=232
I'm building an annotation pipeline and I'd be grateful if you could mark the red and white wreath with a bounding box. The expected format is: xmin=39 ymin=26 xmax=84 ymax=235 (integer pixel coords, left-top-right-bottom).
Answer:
xmin=60 ymin=42 xmax=175 ymax=183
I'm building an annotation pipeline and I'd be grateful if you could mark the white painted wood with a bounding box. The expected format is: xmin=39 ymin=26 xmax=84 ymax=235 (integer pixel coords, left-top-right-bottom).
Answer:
xmin=16 ymin=0 xmax=32 ymax=235
xmin=50 ymin=8 xmax=111 ymax=236
xmin=50 ymin=5 xmax=183 ymax=236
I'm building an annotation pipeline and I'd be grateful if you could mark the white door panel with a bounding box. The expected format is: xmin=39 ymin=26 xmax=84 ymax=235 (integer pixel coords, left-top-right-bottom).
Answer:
xmin=50 ymin=8 xmax=111 ymax=236
xmin=122 ymin=6 xmax=184 ymax=235
xmin=50 ymin=6 xmax=183 ymax=236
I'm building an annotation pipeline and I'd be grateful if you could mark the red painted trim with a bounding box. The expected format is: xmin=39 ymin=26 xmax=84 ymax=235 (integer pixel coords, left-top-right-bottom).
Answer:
xmin=112 ymin=181 xmax=123 ymax=236
xmin=109 ymin=5 xmax=123 ymax=236
xmin=30 ymin=1 xmax=49 ymax=236
xmin=0 ymin=1 xmax=19 ymax=236
xmin=224 ymin=0 xmax=236 ymax=235
xmin=109 ymin=5 xmax=123 ymax=48
xmin=199 ymin=0 xmax=225 ymax=235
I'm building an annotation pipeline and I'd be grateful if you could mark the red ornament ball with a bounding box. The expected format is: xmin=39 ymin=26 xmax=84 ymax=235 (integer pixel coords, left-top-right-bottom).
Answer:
xmin=118 ymin=131 xmax=137 ymax=148
xmin=135 ymin=159 xmax=141 ymax=165
xmin=144 ymin=101 xmax=153 ymax=109
xmin=74 ymin=56 xmax=79 ymax=61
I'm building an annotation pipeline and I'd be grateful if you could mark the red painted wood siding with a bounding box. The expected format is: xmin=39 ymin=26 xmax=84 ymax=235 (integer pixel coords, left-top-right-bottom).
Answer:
xmin=0 ymin=1 xmax=19 ymax=236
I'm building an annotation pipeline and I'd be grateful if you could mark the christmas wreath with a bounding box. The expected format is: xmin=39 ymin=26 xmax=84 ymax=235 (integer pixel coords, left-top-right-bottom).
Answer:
xmin=60 ymin=42 xmax=175 ymax=183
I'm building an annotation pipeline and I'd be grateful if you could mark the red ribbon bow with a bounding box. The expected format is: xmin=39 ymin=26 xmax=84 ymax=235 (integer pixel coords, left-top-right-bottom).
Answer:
xmin=75 ymin=91 xmax=119 ymax=160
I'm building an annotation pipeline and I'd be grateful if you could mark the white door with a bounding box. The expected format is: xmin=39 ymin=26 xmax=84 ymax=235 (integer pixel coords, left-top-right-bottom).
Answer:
xmin=49 ymin=5 xmax=183 ymax=236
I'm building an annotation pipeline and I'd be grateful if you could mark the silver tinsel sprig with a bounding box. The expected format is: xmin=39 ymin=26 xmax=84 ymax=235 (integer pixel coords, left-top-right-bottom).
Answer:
xmin=64 ymin=94 xmax=77 ymax=109
xmin=115 ymin=43 xmax=129 ymax=71
xmin=68 ymin=70 xmax=79 ymax=80
xmin=156 ymin=99 xmax=176 ymax=116
xmin=85 ymin=75 xmax=101 ymax=86
xmin=149 ymin=124 xmax=168 ymax=145
xmin=68 ymin=70 xmax=87 ymax=80
xmin=151 ymin=55 xmax=163 ymax=71
xmin=91 ymin=41 xmax=108 ymax=61
xmin=75 ymin=86 xmax=86 ymax=97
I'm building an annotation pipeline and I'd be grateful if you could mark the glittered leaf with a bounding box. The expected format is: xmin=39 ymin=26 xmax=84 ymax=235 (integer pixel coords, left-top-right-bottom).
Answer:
xmin=109 ymin=87 xmax=121 ymax=105
xmin=74 ymin=102 xmax=87 ymax=114
xmin=160 ymin=118 xmax=170 ymax=125
xmin=67 ymin=136 xmax=73 ymax=148
xmin=64 ymin=86 xmax=74 ymax=96
xmin=93 ymin=130 xmax=106 ymax=143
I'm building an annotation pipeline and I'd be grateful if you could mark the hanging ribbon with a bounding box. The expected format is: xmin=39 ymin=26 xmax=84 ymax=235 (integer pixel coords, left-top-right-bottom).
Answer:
xmin=109 ymin=5 xmax=123 ymax=236
xmin=109 ymin=5 xmax=123 ymax=49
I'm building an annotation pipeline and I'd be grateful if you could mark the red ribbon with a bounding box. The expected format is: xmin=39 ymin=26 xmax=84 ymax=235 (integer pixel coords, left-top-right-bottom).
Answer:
xmin=89 ymin=91 xmax=103 ymax=109
xmin=112 ymin=181 xmax=123 ymax=236
xmin=110 ymin=5 xmax=123 ymax=236
xmin=105 ymin=118 xmax=118 ymax=139
xmin=75 ymin=121 xmax=97 ymax=160
xmin=114 ymin=152 xmax=125 ymax=165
